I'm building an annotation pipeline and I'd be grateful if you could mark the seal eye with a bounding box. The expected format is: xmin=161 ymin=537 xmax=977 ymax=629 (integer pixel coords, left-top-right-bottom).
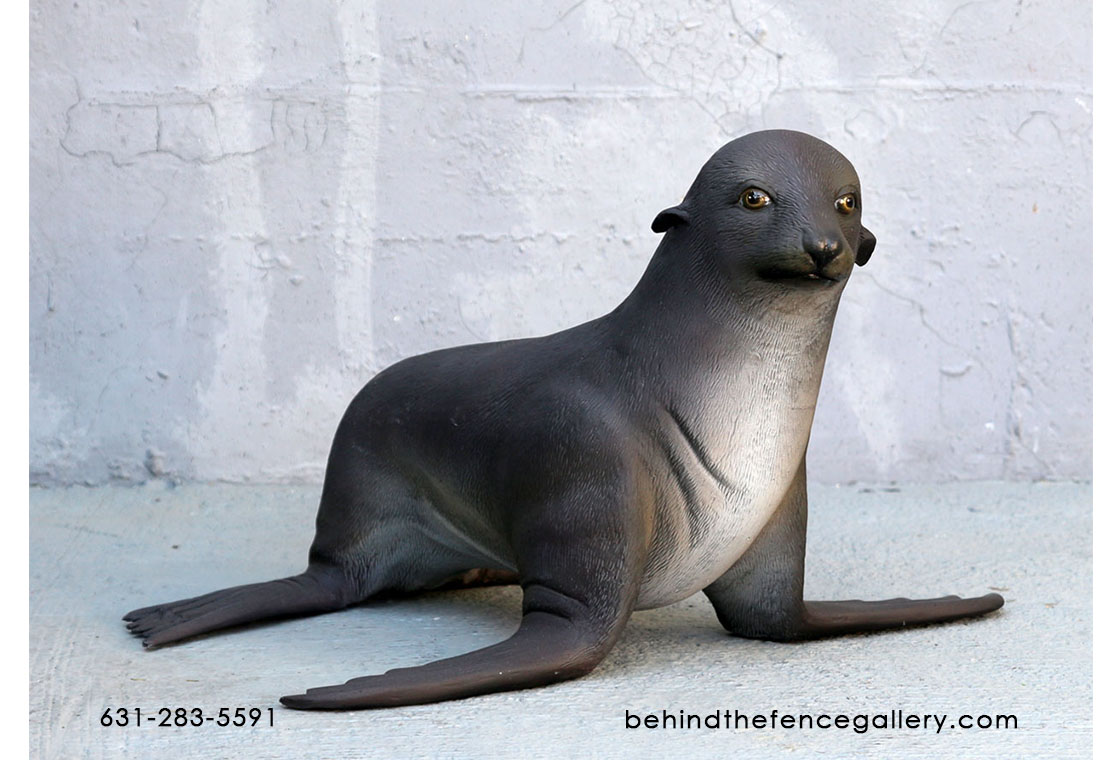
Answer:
xmin=740 ymin=188 xmax=771 ymax=210
xmin=835 ymin=193 xmax=858 ymax=215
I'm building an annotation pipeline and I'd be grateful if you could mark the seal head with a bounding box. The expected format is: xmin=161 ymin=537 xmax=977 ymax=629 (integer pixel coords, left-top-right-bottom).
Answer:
xmin=652 ymin=130 xmax=876 ymax=287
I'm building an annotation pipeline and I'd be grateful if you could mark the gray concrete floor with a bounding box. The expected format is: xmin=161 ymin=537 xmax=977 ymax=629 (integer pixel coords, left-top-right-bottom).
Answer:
xmin=31 ymin=480 xmax=1090 ymax=759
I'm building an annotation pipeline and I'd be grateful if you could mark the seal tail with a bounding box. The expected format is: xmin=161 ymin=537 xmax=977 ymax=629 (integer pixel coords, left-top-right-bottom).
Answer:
xmin=279 ymin=608 xmax=613 ymax=710
xmin=123 ymin=563 xmax=359 ymax=648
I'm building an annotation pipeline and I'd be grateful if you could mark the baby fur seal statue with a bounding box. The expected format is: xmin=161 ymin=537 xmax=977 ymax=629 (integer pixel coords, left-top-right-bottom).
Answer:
xmin=124 ymin=129 xmax=1004 ymax=709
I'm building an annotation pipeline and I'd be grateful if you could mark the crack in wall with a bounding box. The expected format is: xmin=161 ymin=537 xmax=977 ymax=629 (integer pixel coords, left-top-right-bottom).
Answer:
xmin=60 ymin=95 xmax=329 ymax=166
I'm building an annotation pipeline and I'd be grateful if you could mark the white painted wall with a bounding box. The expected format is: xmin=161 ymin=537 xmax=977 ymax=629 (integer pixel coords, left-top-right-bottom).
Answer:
xmin=30 ymin=1 xmax=1091 ymax=485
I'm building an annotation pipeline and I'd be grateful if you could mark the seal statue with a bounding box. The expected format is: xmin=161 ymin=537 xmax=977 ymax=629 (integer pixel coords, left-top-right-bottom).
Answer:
xmin=124 ymin=130 xmax=1004 ymax=709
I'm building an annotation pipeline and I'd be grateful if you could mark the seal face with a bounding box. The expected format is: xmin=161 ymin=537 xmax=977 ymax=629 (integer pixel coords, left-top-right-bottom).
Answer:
xmin=653 ymin=130 xmax=876 ymax=286
xmin=125 ymin=130 xmax=1003 ymax=711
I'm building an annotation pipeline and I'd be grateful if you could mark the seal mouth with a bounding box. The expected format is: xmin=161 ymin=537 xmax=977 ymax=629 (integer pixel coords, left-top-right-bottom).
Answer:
xmin=756 ymin=252 xmax=848 ymax=285
xmin=801 ymin=271 xmax=840 ymax=283
xmin=761 ymin=269 xmax=843 ymax=285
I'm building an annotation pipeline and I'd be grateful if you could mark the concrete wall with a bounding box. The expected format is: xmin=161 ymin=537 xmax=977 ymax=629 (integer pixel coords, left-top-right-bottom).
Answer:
xmin=30 ymin=0 xmax=1092 ymax=486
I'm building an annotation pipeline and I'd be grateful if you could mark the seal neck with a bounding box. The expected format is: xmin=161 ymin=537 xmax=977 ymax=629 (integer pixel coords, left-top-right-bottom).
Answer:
xmin=610 ymin=233 xmax=845 ymax=361
xmin=604 ymin=235 xmax=845 ymax=487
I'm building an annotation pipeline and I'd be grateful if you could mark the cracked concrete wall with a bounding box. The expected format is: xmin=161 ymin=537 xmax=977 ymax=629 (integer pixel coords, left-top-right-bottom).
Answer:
xmin=30 ymin=0 xmax=1091 ymax=486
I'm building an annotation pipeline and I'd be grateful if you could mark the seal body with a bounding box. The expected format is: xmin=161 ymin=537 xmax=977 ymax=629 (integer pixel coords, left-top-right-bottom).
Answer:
xmin=315 ymin=286 xmax=834 ymax=612
xmin=125 ymin=130 xmax=1004 ymax=710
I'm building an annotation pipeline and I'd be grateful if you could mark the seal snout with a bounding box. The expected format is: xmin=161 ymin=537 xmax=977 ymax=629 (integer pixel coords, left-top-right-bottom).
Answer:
xmin=802 ymin=230 xmax=842 ymax=267
xmin=800 ymin=229 xmax=847 ymax=281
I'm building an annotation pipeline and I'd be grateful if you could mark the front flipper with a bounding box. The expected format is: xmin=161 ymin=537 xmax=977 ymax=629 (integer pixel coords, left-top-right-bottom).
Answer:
xmin=280 ymin=584 xmax=625 ymax=709
xmin=282 ymin=418 xmax=647 ymax=709
xmin=704 ymin=458 xmax=1003 ymax=641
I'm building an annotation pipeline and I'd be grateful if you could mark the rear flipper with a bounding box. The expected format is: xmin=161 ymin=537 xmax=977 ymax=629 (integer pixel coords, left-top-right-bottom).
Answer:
xmin=705 ymin=459 xmax=1004 ymax=641
xmin=123 ymin=564 xmax=358 ymax=648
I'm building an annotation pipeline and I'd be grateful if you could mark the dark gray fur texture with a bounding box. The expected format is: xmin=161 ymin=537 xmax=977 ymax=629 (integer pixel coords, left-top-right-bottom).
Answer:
xmin=124 ymin=130 xmax=1003 ymax=709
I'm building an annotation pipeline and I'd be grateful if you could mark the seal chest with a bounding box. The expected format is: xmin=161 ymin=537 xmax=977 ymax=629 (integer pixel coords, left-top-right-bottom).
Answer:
xmin=634 ymin=305 xmax=835 ymax=609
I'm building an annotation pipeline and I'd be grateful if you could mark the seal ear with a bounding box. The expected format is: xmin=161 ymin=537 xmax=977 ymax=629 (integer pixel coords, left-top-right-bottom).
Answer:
xmin=856 ymin=226 xmax=876 ymax=266
xmin=652 ymin=205 xmax=690 ymax=233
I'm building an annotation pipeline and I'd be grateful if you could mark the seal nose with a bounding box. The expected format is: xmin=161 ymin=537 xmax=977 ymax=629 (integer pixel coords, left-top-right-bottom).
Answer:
xmin=802 ymin=230 xmax=842 ymax=269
